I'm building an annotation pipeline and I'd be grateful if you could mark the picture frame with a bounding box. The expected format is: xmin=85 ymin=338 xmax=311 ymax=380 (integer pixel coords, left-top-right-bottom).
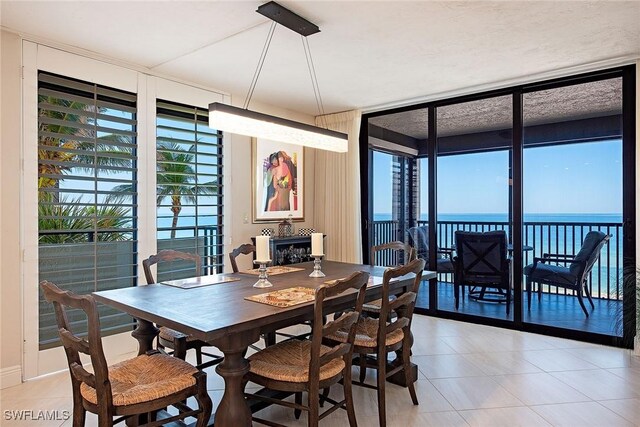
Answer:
xmin=252 ymin=138 xmax=304 ymax=222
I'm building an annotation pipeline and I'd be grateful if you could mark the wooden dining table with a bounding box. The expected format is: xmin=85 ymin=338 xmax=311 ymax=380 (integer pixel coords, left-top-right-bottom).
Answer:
xmin=93 ymin=260 xmax=436 ymax=427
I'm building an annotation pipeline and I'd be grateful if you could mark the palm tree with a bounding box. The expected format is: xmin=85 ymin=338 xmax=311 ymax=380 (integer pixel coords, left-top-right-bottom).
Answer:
xmin=155 ymin=142 xmax=218 ymax=239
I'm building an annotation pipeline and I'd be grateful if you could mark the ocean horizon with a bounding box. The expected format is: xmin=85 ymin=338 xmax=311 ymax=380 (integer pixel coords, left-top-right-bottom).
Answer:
xmin=374 ymin=213 xmax=623 ymax=223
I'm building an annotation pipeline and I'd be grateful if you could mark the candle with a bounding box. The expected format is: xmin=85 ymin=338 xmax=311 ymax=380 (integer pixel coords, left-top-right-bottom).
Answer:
xmin=311 ymin=233 xmax=324 ymax=256
xmin=256 ymin=236 xmax=270 ymax=261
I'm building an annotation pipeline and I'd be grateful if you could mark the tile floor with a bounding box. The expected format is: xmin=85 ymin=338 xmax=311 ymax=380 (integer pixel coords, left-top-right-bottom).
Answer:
xmin=1 ymin=315 xmax=639 ymax=426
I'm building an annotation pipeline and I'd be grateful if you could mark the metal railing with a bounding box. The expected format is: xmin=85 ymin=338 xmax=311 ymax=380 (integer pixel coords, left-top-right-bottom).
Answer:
xmin=371 ymin=219 xmax=624 ymax=300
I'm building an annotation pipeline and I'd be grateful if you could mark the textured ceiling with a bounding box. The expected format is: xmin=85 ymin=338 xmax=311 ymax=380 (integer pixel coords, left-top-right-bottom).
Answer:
xmin=1 ymin=1 xmax=638 ymax=116
xmin=368 ymin=78 xmax=622 ymax=139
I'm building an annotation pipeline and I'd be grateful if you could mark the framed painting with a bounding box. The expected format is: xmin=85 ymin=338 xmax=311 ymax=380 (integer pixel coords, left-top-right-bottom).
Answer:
xmin=252 ymin=138 xmax=304 ymax=222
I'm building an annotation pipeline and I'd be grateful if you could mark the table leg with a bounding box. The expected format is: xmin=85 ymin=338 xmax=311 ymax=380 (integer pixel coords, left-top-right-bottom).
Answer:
xmin=131 ymin=318 xmax=159 ymax=355
xmin=213 ymin=330 xmax=260 ymax=427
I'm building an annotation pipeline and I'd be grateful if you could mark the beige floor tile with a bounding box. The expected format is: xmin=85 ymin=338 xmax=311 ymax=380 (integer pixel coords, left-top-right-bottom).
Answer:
xmin=459 ymin=406 xmax=552 ymax=427
xmin=414 ymin=354 xmax=485 ymax=379
xmin=551 ymin=369 xmax=640 ymax=401
xmin=492 ymin=372 xmax=590 ymax=405
xmin=412 ymin=336 xmax=458 ymax=356
xmin=0 ymin=371 xmax=71 ymax=401
xmin=565 ymin=345 xmax=636 ymax=369
xmin=373 ymin=410 xmax=470 ymax=426
xmin=520 ymin=349 xmax=600 ymax=372
xmin=607 ymin=366 xmax=640 ymax=389
xmin=531 ymin=401 xmax=635 ymax=426
xmin=597 ymin=398 xmax=640 ymax=425
xmin=462 ymin=351 xmax=542 ymax=376
xmin=430 ymin=377 xmax=523 ymax=411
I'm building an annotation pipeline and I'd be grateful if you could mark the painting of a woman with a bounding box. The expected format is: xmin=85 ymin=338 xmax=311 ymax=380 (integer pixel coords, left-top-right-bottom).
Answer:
xmin=253 ymin=139 xmax=304 ymax=222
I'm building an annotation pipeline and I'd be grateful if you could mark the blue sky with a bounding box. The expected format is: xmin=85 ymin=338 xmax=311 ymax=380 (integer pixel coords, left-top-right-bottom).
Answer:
xmin=373 ymin=139 xmax=622 ymax=215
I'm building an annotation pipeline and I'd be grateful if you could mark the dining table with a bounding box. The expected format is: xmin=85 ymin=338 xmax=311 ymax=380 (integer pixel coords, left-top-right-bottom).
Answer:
xmin=93 ymin=260 xmax=437 ymax=427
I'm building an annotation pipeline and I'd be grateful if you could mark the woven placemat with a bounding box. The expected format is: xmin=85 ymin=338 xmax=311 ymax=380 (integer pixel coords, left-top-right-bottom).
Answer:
xmin=245 ymin=286 xmax=315 ymax=307
xmin=243 ymin=266 xmax=305 ymax=275
xmin=160 ymin=274 xmax=240 ymax=289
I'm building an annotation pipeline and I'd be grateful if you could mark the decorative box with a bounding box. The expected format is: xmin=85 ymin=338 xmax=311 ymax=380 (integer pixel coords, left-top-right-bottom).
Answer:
xmin=298 ymin=228 xmax=315 ymax=236
xmin=261 ymin=228 xmax=274 ymax=236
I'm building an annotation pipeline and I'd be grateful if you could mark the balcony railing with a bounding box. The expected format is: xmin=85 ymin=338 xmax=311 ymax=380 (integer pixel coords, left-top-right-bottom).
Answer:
xmin=371 ymin=219 xmax=624 ymax=301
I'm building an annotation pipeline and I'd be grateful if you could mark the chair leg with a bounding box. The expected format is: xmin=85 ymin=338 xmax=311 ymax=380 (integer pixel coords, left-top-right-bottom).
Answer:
xmin=454 ymin=284 xmax=460 ymax=310
xmin=343 ymin=366 xmax=358 ymax=427
xmin=193 ymin=371 xmax=213 ymax=427
xmin=319 ymin=387 xmax=330 ymax=407
xmin=376 ymin=351 xmax=387 ymax=427
xmin=263 ymin=331 xmax=276 ymax=347
xmin=584 ymin=282 xmax=595 ymax=309
xmin=195 ymin=346 xmax=203 ymax=366
xmin=506 ymin=286 xmax=511 ymax=316
xmin=359 ymin=354 xmax=367 ymax=383
xmin=526 ymin=278 xmax=532 ymax=310
xmin=71 ymin=383 xmax=86 ymax=427
xmin=576 ymin=290 xmax=589 ymax=317
xmin=294 ymin=392 xmax=302 ymax=419
xmin=308 ymin=387 xmax=319 ymax=427
xmin=402 ymin=340 xmax=418 ymax=405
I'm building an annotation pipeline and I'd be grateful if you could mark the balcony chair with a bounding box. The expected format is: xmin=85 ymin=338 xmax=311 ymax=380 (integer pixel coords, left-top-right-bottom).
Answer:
xmin=143 ymin=250 xmax=223 ymax=369
xmin=524 ymin=230 xmax=610 ymax=317
xmin=325 ymin=259 xmax=425 ymax=427
xmin=244 ymin=271 xmax=369 ymax=427
xmin=40 ymin=281 xmax=212 ymax=427
xmin=407 ymin=225 xmax=455 ymax=274
xmin=453 ymin=230 xmax=511 ymax=315
xmin=365 ymin=241 xmax=416 ymax=315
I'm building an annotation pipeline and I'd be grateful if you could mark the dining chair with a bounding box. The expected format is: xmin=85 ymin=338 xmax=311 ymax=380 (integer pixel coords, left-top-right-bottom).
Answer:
xmin=364 ymin=241 xmax=416 ymax=315
xmin=40 ymin=281 xmax=212 ymax=427
xmin=524 ymin=230 xmax=610 ymax=317
xmin=244 ymin=271 xmax=369 ymax=427
xmin=228 ymin=243 xmax=256 ymax=273
xmin=453 ymin=230 xmax=511 ymax=315
xmin=325 ymin=258 xmax=425 ymax=427
xmin=143 ymin=250 xmax=223 ymax=369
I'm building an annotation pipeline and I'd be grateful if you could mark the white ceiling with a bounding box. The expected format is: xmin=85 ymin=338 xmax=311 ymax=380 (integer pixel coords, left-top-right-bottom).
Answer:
xmin=2 ymin=1 xmax=639 ymax=116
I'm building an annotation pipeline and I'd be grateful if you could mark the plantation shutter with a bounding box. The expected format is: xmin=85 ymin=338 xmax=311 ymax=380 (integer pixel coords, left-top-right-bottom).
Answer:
xmin=37 ymin=71 xmax=137 ymax=349
xmin=155 ymin=100 xmax=224 ymax=281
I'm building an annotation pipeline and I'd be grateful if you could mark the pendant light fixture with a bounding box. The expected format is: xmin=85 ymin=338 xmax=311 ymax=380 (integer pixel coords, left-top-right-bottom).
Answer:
xmin=209 ymin=1 xmax=348 ymax=153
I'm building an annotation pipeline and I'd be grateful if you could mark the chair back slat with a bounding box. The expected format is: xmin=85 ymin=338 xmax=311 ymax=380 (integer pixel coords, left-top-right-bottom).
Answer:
xmin=370 ymin=241 xmax=416 ymax=267
xmin=376 ymin=258 xmax=425 ymax=347
xmin=454 ymin=231 xmax=509 ymax=288
xmin=142 ymin=250 xmax=201 ymax=284
xmin=309 ymin=271 xmax=369 ymax=388
xmin=40 ymin=281 xmax=113 ymax=408
xmin=70 ymin=362 xmax=97 ymax=388
xmin=229 ymin=244 xmax=256 ymax=273
xmin=407 ymin=226 xmax=429 ymax=260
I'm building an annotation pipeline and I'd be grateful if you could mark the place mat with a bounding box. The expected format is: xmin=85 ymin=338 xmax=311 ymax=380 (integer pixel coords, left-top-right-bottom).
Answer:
xmin=160 ymin=274 xmax=240 ymax=289
xmin=243 ymin=265 xmax=305 ymax=275
xmin=324 ymin=276 xmax=382 ymax=287
xmin=245 ymin=286 xmax=316 ymax=307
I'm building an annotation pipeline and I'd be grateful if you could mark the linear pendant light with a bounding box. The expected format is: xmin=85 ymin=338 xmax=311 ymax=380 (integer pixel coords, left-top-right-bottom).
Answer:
xmin=209 ymin=1 xmax=348 ymax=153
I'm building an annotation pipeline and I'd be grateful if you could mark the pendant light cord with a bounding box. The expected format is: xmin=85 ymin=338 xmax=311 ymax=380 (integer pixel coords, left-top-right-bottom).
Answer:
xmin=302 ymin=36 xmax=327 ymax=129
xmin=243 ymin=21 xmax=277 ymax=110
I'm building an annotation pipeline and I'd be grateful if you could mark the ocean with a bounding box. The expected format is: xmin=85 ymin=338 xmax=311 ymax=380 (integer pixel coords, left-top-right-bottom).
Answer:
xmin=373 ymin=213 xmax=623 ymax=223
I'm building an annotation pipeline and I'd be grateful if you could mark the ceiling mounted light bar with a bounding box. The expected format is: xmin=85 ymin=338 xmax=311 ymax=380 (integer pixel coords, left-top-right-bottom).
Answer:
xmin=209 ymin=1 xmax=348 ymax=153
xmin=209 ymin=102 xmax=348 ymax=152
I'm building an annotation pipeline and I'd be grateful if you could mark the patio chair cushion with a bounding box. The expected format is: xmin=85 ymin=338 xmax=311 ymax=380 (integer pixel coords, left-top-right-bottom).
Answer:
xmin=523 ymin=262 xmax=576 ymax=286
xmin=569 ymin=231 xmax=607 ymax=276
xmin=436 ymin=258 xmax=454 ymax=273
xmin=362 ymin=295 xmax=397 ymax=313
xmin=407 ymin=226 xmax=429 ymax=259
xmin=248 ymin=339 xmax=345 ymax=383
xmin=80 ymin=353 xmax=197 ymax=407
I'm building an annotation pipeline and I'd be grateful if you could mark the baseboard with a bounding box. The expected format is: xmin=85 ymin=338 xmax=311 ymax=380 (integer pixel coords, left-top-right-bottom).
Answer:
xmin=0 ymin=365 xmax=22 ymax=389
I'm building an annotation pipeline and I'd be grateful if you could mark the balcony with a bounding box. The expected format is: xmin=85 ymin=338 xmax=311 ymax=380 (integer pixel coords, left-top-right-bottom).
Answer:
xmin=371 ymin=219 xmax=624 ymax=337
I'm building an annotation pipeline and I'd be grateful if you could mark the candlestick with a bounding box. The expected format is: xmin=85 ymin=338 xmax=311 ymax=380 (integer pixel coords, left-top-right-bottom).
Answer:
xmin=309 ymin=256 xmax=325 ymax=278
xmin=253 ymin=260 xmax=273 ymax=288
xmin=311 ymin=233 xmax=323 ymax=256
xmin=255 ymin=235 xmax=270 ymax=261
